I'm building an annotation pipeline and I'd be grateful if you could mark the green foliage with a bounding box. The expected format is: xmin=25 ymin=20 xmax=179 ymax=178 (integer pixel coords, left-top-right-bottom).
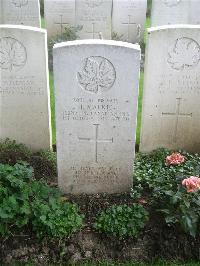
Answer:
xmin=0 ymin=162 xmax=83 ymax=238
xmin=134 ymin=149 xmax=200 ymax=237
xmin=93 ymin=204 xmax=149 ymax=238
xmin=48 ymin=26 xmax=81 ymax=70
xmin=0 ymin=138 xmax=57 ymax=181
xmin=0 ymin=138 xmax=31 ymax=165
xmin=32 ymin=198 xmax=83 ymax=238
xmin=31 ymin=149 xmax=57 ymax=180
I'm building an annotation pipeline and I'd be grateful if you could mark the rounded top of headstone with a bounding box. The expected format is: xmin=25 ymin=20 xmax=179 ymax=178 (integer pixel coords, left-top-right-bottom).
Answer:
xmin=0 ymin=25 xmax=46 ymax=34
xmin=53 ymin=39 xmax=141 ymax=52
xmin=148 ymin=24 xmax=200 ymax=34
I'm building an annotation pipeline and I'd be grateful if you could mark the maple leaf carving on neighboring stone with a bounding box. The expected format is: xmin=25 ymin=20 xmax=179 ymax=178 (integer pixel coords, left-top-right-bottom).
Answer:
xmin=0 ymin=37 xmax=27 ymax=71
xmin=12 ymin=0 xmax=28 ymax=7
xmin=167 ymin=37 xmax=200 ymax=71
xmin=163 ymin=0 xmax=182 ymax=7
xmin=77 ymin=56 xmax=116 ymax=94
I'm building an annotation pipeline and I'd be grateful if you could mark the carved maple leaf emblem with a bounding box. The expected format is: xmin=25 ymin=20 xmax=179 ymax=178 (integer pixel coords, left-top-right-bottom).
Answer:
xmin=77 ymin=56 xmax=116 ymax=94
xmin=0 ymin=37 xmax=27 ymax=71
xmin=168 ymin=37 xmax=200 ymax=70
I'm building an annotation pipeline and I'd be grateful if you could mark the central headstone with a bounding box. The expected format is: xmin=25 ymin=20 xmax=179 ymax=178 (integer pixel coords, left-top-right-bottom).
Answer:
xmin=0 ymin=25 xmax=52 ymax=151
xmin=53 ymin=40 xmax=140 ymax=194
xmin=75 ymin=0 xmax=112 ymax=39
xmin=0 ymin=0 xmax=41 ymax=27
xmin=112 ymin=0 xmax=147 ymax=43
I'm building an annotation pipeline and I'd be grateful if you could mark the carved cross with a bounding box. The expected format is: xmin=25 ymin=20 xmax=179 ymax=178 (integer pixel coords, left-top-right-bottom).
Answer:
xmin=54 ymin=15 xmax=69 ymax=36
xmin=162 ymin=98 xmax=192 ymax=143
xmin=122 ymin=15 xmax=136 ymax=41
xmin=86 ymin=23 xmax=99 ymax=39
xmin=78 ymin=124 xmax=113 ymax=163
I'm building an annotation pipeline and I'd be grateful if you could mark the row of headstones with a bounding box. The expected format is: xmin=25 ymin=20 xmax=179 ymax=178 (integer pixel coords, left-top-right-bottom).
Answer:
xmin=44 ymin=0 xmax=147 ymax=43
xmin=1 ymin=24 xmax=200 ymax=194
xmin=1 ymin=1 xmax=200 ymax=43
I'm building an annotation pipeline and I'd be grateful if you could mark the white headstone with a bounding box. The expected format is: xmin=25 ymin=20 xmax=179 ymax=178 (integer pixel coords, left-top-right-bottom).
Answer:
xmin=151 ymin=0 xmax=200 ymax=27
xmin=0 ymin=0 xmax=41 ymax=27
xmin=75 ymin=0 xmax=112 ymax=40
xmin=140 ymin=25 xmax=200 ymax=153
xmin=0 ymin=25 xmax=52 ymax=151
xmin=112 ymin=0 xmax=147 ymax=43
xmin=44 ymin=0 xmax=75 ymax=38
xmin=53 ymin=40 xmax=140 ymax=194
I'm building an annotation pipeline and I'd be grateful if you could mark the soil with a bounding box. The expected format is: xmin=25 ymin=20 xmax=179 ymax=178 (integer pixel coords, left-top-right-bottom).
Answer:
xmin=0 ymin=191 xmax=200 ymax=265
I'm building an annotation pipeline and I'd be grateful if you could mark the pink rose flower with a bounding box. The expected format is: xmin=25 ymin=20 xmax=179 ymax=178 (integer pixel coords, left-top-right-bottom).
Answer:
xmin=182 ymin=176 xmax=200 ymax=193
xmin=138 ymin=198 xmax=147 ymax=204
xmin=165 ymin=152 xmax=185 ymax=166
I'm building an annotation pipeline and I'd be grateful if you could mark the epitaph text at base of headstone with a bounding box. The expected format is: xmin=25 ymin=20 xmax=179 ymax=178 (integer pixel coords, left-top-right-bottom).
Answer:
xmin=140 ymin=25 xmax=200 ymax=153
xmin=0 ymin=25 xmax=52 ymax=151
xmin=53 ymin=40 xmax=140 ymax=194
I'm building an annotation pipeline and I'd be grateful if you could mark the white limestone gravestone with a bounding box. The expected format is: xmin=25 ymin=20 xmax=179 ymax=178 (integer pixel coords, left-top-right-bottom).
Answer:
xmin=75 ymin=0 xmax=112 ymax=40
xmin=151 ymin=0 xmax=200 ymax=27
xmin=0 ymin=0 xmax=41 ymax=27
xmin=112 ymin=0 xmax=147 ymax=43
xmin=0 ymin=25 xmax=52 ymax=151
xmin=44 ymin=0 xmax=75 ymax=38
xmin=53 ymin=40 xmax=140 ymax=194
xmin=140 ymin=25 xmax=200 ymax=153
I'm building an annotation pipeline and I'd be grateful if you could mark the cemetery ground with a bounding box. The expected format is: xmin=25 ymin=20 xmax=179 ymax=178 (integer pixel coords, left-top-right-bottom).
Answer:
xmin=0 ymin=140 xmax=200 ymax=264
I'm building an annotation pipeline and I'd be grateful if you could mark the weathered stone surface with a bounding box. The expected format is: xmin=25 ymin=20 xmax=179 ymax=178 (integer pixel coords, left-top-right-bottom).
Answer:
xmin=151 ymin=0 xmax=200 ymax=27
xmin=0 ymin=0 xmax=40 ymax=27
xmin=0 ymin=25 xmax=52 ymax=151
xmin=44 ymin=0 xmax=75 ymax=38
xmin=53 ymin=40 xmax=140 ymax=194
xmin=112 ymin=0 xmax=147 ymax=43
xmin=75 ymin=0 xmax=112 ymax=39
xmin=140 ymin=25 xmax=200 ymax=152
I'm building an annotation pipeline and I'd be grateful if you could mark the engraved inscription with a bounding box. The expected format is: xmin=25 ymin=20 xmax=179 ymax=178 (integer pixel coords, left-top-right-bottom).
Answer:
xmin=78 ymin=124 xmax=113 ymax=163
xmin=63 ymin=97 xmax=130 ymax=122
xmin=85 ymin=0 xmax=103 ymax=8
xmin=163 ymin=0 xmax=182 ymax=7
xmin=0 ymin=37 xmax=27 ymax=71
xmin=77 ymin=56 xmax=116 ymax=94
xmin=12 ymin=0 xmax=28 ymax=7
xmin=168 ymin=37 xmax=200 ymax=71
xmin=162 ymin=98 xmax=192 ymax=142
xmin=71 ymin=166 xmax=120 ymax=185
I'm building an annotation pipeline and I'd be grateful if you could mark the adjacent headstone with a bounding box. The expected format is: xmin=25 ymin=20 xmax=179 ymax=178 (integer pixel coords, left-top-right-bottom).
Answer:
xmin=0 ymin=25 xmax=52 ymax=151
xmin=44 ymin=0 xmax=75 ymax=38
xmin=151 ymin=0 xmax=200 ymax=27
xmin=53 ymin=40 xmax=140 ymax=194
xmin=112 ymin=0 xmax=147 ymax=43
xmin=75 ymin=0 xmax=112 ymax=39
xmin=0 ymin=0 xmax=41 ymax=27
xmin=140 ymin=25 xmax=200 ymax=153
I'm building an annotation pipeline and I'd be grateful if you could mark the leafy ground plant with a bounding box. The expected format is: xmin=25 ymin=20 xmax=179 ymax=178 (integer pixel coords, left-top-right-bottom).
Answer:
xmin=0 ymin=162 xmax=83 ymax=238
xmin=93 ymin=204 xmax=149 ymax=238
xmin=134 ymin=148 xmax=200 ymax=237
